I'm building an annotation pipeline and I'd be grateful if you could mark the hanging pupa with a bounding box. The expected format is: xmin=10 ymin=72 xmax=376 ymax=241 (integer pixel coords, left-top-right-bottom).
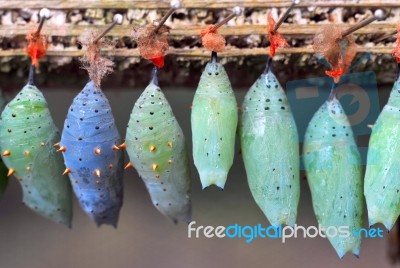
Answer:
xmin=59 ymin=17 xmax=124 ymax=227
xmin=239 ymin=58 xmax=300 ymax=226
xmin=191 ymin=52 xmax=238 ymax=189
xmin=364 ymin=24 xmax=400 ymax=230
xmin=0 ymin=9 xmax=72 ymax=225
xmin=303 ymin=87 xmax=363 ymax=258
xmin=125 ymin=68 xmax=191 ymax=223
xmin=304 ymin=23 xmax=366 ymax=258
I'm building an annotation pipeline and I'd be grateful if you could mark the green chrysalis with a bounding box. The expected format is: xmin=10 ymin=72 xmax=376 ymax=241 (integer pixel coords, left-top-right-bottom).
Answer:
xmin=303 ymin=88 xmax=363 ymax=258
xmin=0 ymin=66 xmax=73 ymax=226
xmin=239 ymin=59 xmax=300 ymax=226
xmin=125 ymin=68 xmax=192 ymax=223
xmin=191 ymin=52 xmax=238 ymax=189
xmin=364 ymin=73 xmax=400 ymax=230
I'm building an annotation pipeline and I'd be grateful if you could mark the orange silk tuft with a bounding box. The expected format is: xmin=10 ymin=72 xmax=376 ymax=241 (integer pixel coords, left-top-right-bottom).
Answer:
xmin=267 ymin=13 xmax=289 ymax=58
xmin=78 ymin=31 xmax=114 ymax=88
xmin=25 ymin=28 xmax=49 ymax=67
xmin=313 ymin=25 xmax=357 ymax=83
xmin=393 ymin=23 xmax=400 ymax=63
xmin=132 ymin=24 xmax=170 ymax=68
xmin=200 ymin=25 xmax=226 ymax=52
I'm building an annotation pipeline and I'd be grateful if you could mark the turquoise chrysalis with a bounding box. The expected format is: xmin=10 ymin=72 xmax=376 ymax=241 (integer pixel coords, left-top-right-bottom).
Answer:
xmin=125 ymin=68 xmax=191 ymax=223
xmin=239 ymin=58 xmax=300 ymax=226
xmin=364 ymin=66 xmax=400 ymax=230
xmin=0 ymin=66 xmax=73 ymax=226
xmin=303 ymin=86 xmax=363 ymax=258
xmin=191 ymin=52 xmax=238 ymax=189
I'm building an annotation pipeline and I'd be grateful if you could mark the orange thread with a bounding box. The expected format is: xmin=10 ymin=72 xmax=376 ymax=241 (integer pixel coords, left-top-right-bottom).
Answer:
xmin=393 ymin=23 xmax=400 ymax=63
xmin=200 ymin=25 xmax=226 ymax=52
xmin=133 ymin=24 xmax=170 ymax=68
xmin=313 ymin=25 xmax=357 ymax=83
xmin=78 ymin=31 xmax=114 ymax=88
xmin=25 ymin=28 xmax=49 ymax=67
xmin=267 ymin=13 xmax=289 ymax=58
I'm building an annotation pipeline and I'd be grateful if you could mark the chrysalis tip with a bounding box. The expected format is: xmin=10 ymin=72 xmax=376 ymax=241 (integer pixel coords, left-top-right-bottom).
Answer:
xmin=62 ymin=168 xmax=71 ymax=175
xmin=57 ymin=146 xmax=66 ymax=153
xmin=113 ymin=14 xmax=123 ymax=25
xmin=211 ymin=51 xmax=218 ymax=63
xmin=152 ymin=164 xmax=158 ymax=171
xmin=39 ymin=8 xmax=51 ymax=19
xmin=150 ymin=67 xmax=159 ymax=86
xmin=124 ymin=162 xmax=133 ymax=169
xmin=118 ymin=143 xmax=126 ymax=149
xmin=7 ymin=168 xmax=15 ymax=177
xmin=112 ymin=145 xmax=120 ymax=150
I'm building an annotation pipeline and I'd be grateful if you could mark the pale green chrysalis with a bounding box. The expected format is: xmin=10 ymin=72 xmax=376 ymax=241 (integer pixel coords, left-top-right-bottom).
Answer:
xmin=0 ymin=66 xmax=73 ymax=226
xmin=125 ymin=68 xmax=192 ymax=223
xmin=239 ymin=59 xmax=300 ymax=226
xmin=191 ymin=52 xmax=238 ymax=189
xmin=364 ymin=72 xmax=400 ymax=230
xmin=303 ymin=88 xmax=363 ymax=258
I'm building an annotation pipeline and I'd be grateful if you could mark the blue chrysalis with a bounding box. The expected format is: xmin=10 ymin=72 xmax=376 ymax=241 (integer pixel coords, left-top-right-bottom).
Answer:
xmin=60 ymin=80 xmax=124 ymax=227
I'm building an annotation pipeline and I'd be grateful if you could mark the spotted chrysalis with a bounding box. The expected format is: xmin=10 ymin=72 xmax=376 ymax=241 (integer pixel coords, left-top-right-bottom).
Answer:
xmin=364 ymin=65 xmax=400 ymax=230
xmin=58 ymin=28 xmax=124 ymax=227
xmin=125 ymin=68 xmax=191 ymax=223
xmin=239 ymin=58 xmax=300 ymax=226
xmin=191 ymin=52 xmax=238 ymax=189
xmin=60 ymin=81 xmax=124 ymax=227
xmin=303 ymin=87 xmax=363 ymax=258
xmin=0 ymin=66 xmax=73 ymax=226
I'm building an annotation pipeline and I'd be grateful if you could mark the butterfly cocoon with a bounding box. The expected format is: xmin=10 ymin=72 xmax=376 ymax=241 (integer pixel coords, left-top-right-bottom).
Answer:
xmin=240 ymin=70 xmax=300 ymax=227
xmin=60 ymin=81 xmax=124 ymax=227
xmin=125 ymin=70 xmax=191 ymax=223
xmin=303 ymin=95 xmax=363 ymax=258
xmin=365 ymin=77 xmax=400 ymax=230
xmin=0 ymin=84 xmax=72 ymax=226
xmin=191 ymin=56 xmax=238 ymax=189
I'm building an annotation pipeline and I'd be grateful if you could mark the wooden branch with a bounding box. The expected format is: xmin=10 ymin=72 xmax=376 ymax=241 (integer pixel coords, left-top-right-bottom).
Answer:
xmin=0 ymin=46 xmax=394 ymax=58
xmin=0 ymin=0 xmax=399 ymax=9
xmin=0 ymin=23 xmax=395 ymax=38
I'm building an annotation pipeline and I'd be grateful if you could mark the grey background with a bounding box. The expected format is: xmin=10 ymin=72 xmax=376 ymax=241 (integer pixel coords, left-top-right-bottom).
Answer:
xmin=0 ymin=80 xmax=393 ymax=268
